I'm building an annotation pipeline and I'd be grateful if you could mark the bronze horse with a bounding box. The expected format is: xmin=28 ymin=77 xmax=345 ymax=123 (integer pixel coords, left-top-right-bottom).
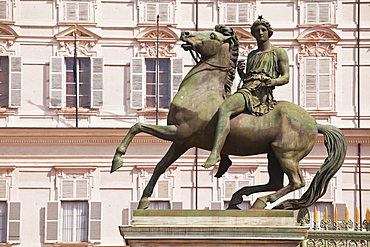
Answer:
xmin=111 ymin=25 xmax=346 ymax=210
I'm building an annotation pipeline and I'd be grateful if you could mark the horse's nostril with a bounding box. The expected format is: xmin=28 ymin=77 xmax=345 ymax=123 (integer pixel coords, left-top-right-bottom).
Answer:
xmin=184 ymin=31 xmax=190 ymax=36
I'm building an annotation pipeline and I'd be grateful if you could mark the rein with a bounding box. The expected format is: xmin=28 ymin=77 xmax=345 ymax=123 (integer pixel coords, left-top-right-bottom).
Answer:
xmin=188 ymin=48 xmax=229 ymax=70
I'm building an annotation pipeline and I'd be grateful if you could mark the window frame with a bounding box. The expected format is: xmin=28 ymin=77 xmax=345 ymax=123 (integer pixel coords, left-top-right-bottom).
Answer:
xmin=61 ymin=201 xmax=89 ymax=242
xmin=0 ymin=0 xmax=8 ymax=20
xmin=49 ymin=56 xmax=103 ymax=109
xmin=141 ymin=2 xmax=172 ymax=24
xmin=61 ymin=0 xmax=94 ymax=23
xmin=304 ymin=2 xmax=332 ymax=25
xmin=223 ymin=2 xmax=251 ymax=24
xmin=0 ymin=56 xmax=22 ymax=109
xmin=130 ymin=57 xmax=183 ymax=110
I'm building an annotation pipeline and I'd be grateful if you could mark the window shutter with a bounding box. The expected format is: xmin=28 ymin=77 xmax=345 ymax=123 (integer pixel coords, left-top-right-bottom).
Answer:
xmin=7 ymin=202 xmax=21 ymax=243
xmin=146 ymin=3 xmax=157 ymax=22
xmin=318 ymin=58 xmax=332 ymax=109
xmin=320 ymin=182 xmax=333 ymax=200
xmin=61 ymin=179 xmax=89 ymax=200
xmin=45 ymin=202 xmax=59 ymax=243
xmin=334 ymin=203 xmax=346 ymax=221
xmin=238 ymin=3 xmax=249 ymax=23
xmin=61 ymin=180 xmax=74 ymax=199
xmin=130 ymin=57 xmax=145 ymax=109
xmin=304 ymin=58 xmax=317 ymax=109
xmin=65 ymin=2 xmax=77 ymax=21
xmin=75 ymin=179 xmax=88 ymax=199
xmin=0 ymin=0 xmax=7 ymax=19
xmin=91 ymin=57 xmax=103 ymax=108
xmin=306 ymin=3 xmax=317 ymax=24
xmin=0 ymin=180 xmax=8 ymax=200
xmin=89 ymin=201 xmax=102 ymax=242
xmin=78 ymin=2 xmax=89 ymax=22
xmin=158 ymin=3 xmax=169 ymax=22
xmin=319 ymin=3 xmax=330 ymax=23
xmin=8 ymin=56 xmax=22 ymax=108
xmin=224 ymin=181 xmax=236 ymax=199
xmin=49 ymin=57 xmax=64 ymax=108
xmin=225 ymin=4 xmax=237 ymax=23
xmin=171 ymin=202 xmax=183 ymax=210
xmin=170 ymin=58 xmax=183 ymax=100
xmin=157 ymin=180 xmax=169 ymax=199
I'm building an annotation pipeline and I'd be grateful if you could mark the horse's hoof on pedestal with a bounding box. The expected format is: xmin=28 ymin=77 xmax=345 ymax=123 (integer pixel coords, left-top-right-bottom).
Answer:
xmin=227 ymin=204 xmax=241 ymax=210
xmin=138 ymin=198 xmax=150 ymax=209
xmin=251 ymin=198 xmax=267 ymax=209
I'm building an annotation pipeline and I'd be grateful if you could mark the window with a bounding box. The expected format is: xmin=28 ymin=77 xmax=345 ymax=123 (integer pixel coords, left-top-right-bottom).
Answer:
xmin=305 ymin=2 xmax=331 ymax=24
xmin=224 ymin=3 xmax=251 ymax=24
xmin=0 ymin=0 xmax=8 ymax=20
xmin=66 ymin=58 xmax=91 ymax=108
xmin=224 ymin=180 xmax=251 ymax=199
xmin=45 ymin=179 xmax=102 ymax=243
xmin=130 ymin=57 xmax=183 ymax=109
xmin=49 ymin=56 xmax=103 ymax=109
xmin=64 ymin=1 xmax=91 ymax=22
xmin=62 ymin=201 xmax=88 ymax=242
xmin=0 ymin=180 xmax=21 ymax=243
xmin=145 ymin=59 xmax=170 ymax=108
xmin=0 ymin=56 xmax=22 ymax=108
xmin=143 ymin=2 xmax=170 ymax=23
xmin=303 ymin=57 xmax=333 ymax=110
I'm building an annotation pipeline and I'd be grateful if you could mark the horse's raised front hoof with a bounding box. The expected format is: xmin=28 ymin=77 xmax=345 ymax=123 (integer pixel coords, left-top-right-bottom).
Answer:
xmin=110 ymin=156 xmax=123 ymax=173
xmin=227 ymin=204 xmax=241 ymax=210
xmin=138 ymin=197 xmax=150 ymax=209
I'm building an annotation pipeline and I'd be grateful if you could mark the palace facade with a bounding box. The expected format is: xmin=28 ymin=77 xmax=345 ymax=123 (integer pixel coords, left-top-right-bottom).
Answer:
xmin=0 ymin=0 xmax=369 ymax=246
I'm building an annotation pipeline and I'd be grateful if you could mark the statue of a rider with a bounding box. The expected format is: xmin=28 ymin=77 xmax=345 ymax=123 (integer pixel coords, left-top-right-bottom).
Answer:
xmin=203 ymin=16 xmax=290 ymax=169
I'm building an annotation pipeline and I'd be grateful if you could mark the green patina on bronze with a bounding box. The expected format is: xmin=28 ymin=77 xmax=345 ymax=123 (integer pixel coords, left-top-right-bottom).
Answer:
xmin=111 ymin=24 xmax=347 ymax=211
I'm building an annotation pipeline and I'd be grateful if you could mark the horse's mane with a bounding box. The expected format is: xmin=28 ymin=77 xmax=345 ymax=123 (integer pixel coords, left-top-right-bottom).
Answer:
xmin=214 ymin=25 xmax=239 ymax=98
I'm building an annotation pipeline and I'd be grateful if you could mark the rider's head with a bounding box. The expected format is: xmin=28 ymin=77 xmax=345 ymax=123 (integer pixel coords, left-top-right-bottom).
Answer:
xmin=251 ymin=16 xmax=274 ymax=38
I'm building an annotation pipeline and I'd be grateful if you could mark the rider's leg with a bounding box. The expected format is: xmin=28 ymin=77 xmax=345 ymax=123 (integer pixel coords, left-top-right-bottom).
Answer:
xmin=203 ymin=93 xmax=246 ymax=168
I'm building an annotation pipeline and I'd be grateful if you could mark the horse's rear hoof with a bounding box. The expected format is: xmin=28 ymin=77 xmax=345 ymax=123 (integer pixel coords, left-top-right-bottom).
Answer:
xmin=138 ymin=198 xmax=150 ymax=209
xmin=111 ymin=157 xmax=123 ymax=173
xmin=227 ymin=204 xmax=241 ymax=210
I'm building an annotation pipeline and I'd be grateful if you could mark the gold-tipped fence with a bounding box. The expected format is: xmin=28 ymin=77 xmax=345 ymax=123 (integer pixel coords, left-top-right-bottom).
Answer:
xmin=300 ymin=207 xmax=370 ymax=247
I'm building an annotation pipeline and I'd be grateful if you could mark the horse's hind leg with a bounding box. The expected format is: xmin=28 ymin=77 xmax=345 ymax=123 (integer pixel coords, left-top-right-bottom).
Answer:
xmin=227 ymin=153 xmax=284 ymax=209
xmin=111 ymin=123 xmax=178 ymax=173
xmin=138 ymin=143 xmax=190 ymax=209
xmin=251 ymin=154 xmax=305 ymax=209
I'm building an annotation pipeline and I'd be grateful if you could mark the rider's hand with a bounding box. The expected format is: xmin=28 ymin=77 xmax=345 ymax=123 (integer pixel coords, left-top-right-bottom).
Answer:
xmin=263 ymin=78 xmax=275 ymax=87
xmin=237 ymin=60 xmax=246 ymax=76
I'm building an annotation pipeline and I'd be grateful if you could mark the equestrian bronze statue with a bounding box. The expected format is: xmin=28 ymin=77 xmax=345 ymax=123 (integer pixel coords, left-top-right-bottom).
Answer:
xmin=111 ymin=22 xmax=346 ymax=211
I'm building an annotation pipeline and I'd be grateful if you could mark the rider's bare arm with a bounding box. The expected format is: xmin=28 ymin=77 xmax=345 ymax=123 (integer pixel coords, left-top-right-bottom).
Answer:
xmin=265 ymin=48 xmax=290 ymax=87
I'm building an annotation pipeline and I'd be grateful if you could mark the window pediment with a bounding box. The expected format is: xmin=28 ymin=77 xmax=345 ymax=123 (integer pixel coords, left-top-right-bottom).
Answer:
xmin=55 ymin=26 xmax=100 ymax=56
xmin=136 ymin=27 xmax=179 ymax=57
xmin=0 ymin=25 xmax=17 ymax=55
xmin=297 ymin=27 xmax=340 ymax=43
xmin=136 ymin=26 xmax=178 ymax=43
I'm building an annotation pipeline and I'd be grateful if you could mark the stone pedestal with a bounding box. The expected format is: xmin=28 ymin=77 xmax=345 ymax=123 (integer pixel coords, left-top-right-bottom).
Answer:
xmin=120 ymin=210 xmax=309 ymax=247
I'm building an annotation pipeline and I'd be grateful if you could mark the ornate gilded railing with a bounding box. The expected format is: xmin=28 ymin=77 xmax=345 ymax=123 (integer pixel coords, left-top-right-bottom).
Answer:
xmin=299 ymin=207 xmax=370 ymax=247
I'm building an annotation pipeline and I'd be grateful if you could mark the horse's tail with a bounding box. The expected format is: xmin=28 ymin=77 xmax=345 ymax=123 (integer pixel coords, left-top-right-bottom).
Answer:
xmin=273 ymin=124 xmax=347 ymax=210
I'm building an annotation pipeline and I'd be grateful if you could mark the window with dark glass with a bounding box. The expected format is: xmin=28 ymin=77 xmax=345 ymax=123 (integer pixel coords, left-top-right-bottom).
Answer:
xmin=65 ymin=58 xmax=91 ymax=108
xmin=0 ymin=57 xmax=9 ymax=108
xmin=145 ymin=59 xmax=170 ymax=109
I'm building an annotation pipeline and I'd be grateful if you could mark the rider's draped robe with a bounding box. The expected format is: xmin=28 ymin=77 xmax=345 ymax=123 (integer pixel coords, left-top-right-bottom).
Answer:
xmin=236 ymin=46 xmax=283 ymax=116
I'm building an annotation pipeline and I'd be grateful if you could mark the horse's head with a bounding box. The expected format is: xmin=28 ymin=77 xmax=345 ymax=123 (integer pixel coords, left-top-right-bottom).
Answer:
xmin=180 ymin=29 xmax=232 ymax=58
xmin=180 ymin=25 xmax=239 ymax=96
